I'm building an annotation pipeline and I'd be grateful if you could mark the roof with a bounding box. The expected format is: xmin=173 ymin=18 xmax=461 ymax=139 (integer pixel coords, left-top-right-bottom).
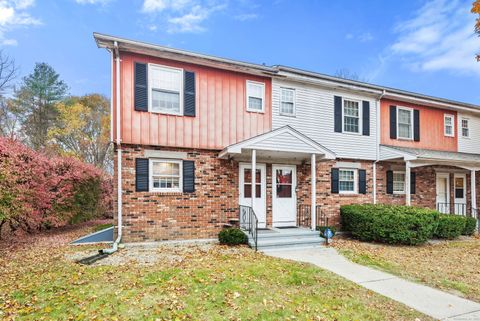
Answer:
xmin=219 ymin=126 xmax=336 ymax=160
xmin=93 ymin=32 xmax=480 ymax=113
xmin=380 ymin=145 xmax=480 ymax=164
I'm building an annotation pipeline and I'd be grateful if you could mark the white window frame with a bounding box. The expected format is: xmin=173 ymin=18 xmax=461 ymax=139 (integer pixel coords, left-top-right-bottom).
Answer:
xmin=148 ymin=64 xmax=184 ymax=116
xmin=397 ymin=106 xmax=414 ymax=140
xmin=461 ymin=118 xmax=470 ymax=138
xmin=279 ymin=87 xmax=296 ymax=116
xmin=338 ymin=168 xmax=358 ymax=194
xmin=149 ymin=159 xmax=183 ymax=193
xmin=342 ymin=98 xmax=362 ymax=134
xmin=444 ymin=114 xmax=455 ymax=137
xmin=393 ymin=171 xmax=406 ymax=194
xmin=246 ymin=80 xmax=265 ymax=113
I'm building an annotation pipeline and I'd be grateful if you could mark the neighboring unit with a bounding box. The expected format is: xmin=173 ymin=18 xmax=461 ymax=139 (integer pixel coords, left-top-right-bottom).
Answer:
xmin=94 ymin=33 xmax=480 ymax=244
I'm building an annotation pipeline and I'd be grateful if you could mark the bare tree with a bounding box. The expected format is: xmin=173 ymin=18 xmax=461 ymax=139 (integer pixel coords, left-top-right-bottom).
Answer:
xmin=0 ymin=51 xmax=17 ymax=94
xmin=0 ymin=97 xmax=20 ymax=139
xmin=334 ymin=68 xmax=368 ymax=82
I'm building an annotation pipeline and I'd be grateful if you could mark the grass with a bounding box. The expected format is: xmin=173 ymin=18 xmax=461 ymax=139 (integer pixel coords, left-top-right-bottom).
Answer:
xmin=92 ymin=223 xmax=113 ymax=232
xmin=334 ymin=236 xmax=480 ymax=302
xmin=0 ymin=225 xmax=432 ymax=321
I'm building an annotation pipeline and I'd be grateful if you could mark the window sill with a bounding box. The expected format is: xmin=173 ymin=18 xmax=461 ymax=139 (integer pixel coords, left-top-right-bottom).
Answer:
xmin=340 ymin=131 xmax=362 ymax=136
xmin=397 ymin=137 xmax=414 ymax=141
xmin=279 ymin=113 xmax=296 ymax=117
xmin=246 ymin=109 xmax=265 ymax=114
xmin=149 ymin=109 xmax=183 ymax=116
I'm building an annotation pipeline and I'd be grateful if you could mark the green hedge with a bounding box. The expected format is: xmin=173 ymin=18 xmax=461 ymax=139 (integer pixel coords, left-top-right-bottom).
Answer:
xmin=218 ymin=228 xmax=248 ymax=245
xmin=341 ymin=204 xmax=478 ymax=245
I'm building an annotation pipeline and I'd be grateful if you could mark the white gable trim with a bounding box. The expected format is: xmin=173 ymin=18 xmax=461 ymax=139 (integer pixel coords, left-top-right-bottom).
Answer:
xmin=379 ymin=145 xmax=417 ymax=161
xmin=219 ymin=126 xmax=336 ymax=159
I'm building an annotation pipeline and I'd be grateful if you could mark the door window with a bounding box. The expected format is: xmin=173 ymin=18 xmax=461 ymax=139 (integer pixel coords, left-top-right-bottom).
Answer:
xmin=276 ymin=169 xmax=293 ymax=198
xmin=455 ymin=177 xmax=464 ymax=199
xmin=244 ymin=168 xmax=261 ymax=198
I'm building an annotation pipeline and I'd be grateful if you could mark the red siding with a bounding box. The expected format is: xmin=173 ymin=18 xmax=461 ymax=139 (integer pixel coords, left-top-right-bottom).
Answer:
xmin=113 ymin=52 xmax=272 ymax=149
xmin=380 ymin=99 xmax=457 ymax=152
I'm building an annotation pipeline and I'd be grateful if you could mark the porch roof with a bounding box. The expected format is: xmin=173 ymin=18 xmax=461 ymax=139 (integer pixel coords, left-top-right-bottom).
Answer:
xmin=380 ymin=145 xmax=480 ymax=169
xmin=219 ymin=126 xmax=336 ymax=161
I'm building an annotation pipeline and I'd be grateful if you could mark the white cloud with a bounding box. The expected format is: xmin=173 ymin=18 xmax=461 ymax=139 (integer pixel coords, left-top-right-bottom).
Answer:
xmin=234 ymin=13 xmax=258 ymax=21
xmin=141 ymin=0 xmax=226 ymax=33
xmin=345 ymin=32 xmax=374 ymax=42
xmin=0 ymin=0 xmax=40 ymax=45
xmin=75 ymin=0 xmax=111 ymax=4
xmin=390 ymin=0 xmax=480 ymax=76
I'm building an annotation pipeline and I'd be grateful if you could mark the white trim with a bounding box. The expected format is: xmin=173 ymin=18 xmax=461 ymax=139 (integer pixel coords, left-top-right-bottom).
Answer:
xmin=144 ymin=150 xmax=188 ymax=159
xmin=246 ymin=80 xmax=265 ymax=113
xmin=272 ymin=164 xmax=297 ymax=228
xmin=392 ymin=171 xmax=406 ymax=195
xmin=149 ymin=159 xmax=183 ymax=193
xmin=454 ymin=173 xmax=467 ymax=205
xmin=239 ymin=162 xmax=267 ymax=228
xmin=444 ymin=114 xmax=455 ymax=137
xmin=279 ymin=87 xmax=296 ymax=116
xmin=341 ymin=97 xmax=362 ymax=135
xmin=436 ymin=172 xmax=450 ymax=211
xmin=334 ymin=161 xmax=362 ymax=169
xmin=397 ymin=106 xmax=414 ymax=140
xmin=148 ymin=63 xmax=184 ymax=116
xmin=338 ymin=168 xmax=358 ymax=194
xmin=461 ymin=117 xmax=470 ymax=139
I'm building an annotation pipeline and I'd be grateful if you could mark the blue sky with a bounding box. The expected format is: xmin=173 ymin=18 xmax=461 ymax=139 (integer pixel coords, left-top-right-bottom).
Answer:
xmin=1 ymin=0 xmax=479 ymax=104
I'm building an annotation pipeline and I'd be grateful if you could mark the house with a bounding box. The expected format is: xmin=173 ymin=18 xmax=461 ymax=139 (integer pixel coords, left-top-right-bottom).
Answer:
xmin=94 ymin=33 xmax=480 ymax=244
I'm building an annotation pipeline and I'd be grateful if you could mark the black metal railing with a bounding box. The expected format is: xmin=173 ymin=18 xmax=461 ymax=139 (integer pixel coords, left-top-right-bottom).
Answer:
xmin=239 ymin=205 xmax=258 ymax=251
xmin=297 ymin=204 xmax=325 ymax=229
xmin=436 ymin=203 xmax=472 ymax=216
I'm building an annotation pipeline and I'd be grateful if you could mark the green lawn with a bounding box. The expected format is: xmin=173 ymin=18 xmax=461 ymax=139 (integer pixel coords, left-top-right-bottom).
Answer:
xmin=0 ymin=224 xmax=431 ymax=320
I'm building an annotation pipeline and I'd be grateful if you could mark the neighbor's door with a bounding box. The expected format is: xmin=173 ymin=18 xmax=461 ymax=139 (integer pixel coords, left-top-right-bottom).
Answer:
xmin=272 ymin=165 xmax=297 ymax=227
xmin=436 ymin=173 xmax=450 ymax=214
xmin=239 ymin=163 xmax=266 ymax=228
xmin=454 ymin=174 xmax=467 ymax=215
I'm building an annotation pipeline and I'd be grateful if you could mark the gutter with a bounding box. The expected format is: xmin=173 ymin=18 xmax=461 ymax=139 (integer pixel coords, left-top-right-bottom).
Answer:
xmin=102 ymin=41 xmax=122 ymax=255
xmin=373 ymin=89 xmax=386 ymax=204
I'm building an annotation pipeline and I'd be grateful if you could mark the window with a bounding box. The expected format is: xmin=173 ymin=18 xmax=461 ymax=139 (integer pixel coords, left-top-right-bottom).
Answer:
xmin=343 ymin=99 xmax=360 ymax=133
xmin=461 ymin=118 xmax=470 ymax=138
xmin=150 ymin=159 xmax=182 ymax=192
xmin=280 ymin=88 xmax=295 ymax=115
xmin=444 ymin=114 xmax=454 ymax=137
xmin=397 ymin=107 xmax=413 ymax=139
xmin=244 ymin=168 xmax=261 ymax=198
xmin=149 ymin=64 xmax=183 ymax=115
xmin=393 ymin=171 xmax=406 ymax=194
xmin=339 ymin=169 xmax=356 ymax=193
xmin=246 ymin=81 xmax=265 ymax=112
xmin=276 ymin=169 xmax=293 ymax=198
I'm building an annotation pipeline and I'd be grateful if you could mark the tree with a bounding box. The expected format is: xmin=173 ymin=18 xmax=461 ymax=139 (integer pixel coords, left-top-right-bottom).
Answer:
xmin=0 ymin=97 xmax=20 ymax=139
xmin=0 ymin=50 xmax=17 ymax=94
xmin=334 ymin=68 xmax=368 ymax=82
xmin=14 ymin=63 xmax=68 ymax=150
xmin=48 ymin=94 xmax=112 ymax=170
xmin=473 ymin=0 xmax=480 ymax=61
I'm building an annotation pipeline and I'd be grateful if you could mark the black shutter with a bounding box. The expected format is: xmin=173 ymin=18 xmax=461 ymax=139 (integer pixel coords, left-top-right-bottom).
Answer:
xmin=358 ymin=169 xmax=367 ymax=194
xmin=390 ymin=106 xmax=397 ymax=139
xmin=410 ymin=172 xmax=416 ymax=194
xmin=331 ymin=168 xmax=339 ymax=194
xmin=184 ymin=71 xmax=196 ymax=117
xmin=362 ymin=101 xmax=370 ymax=136
xmin=386 ymin=170 xmax=393 ymax=194
xmin=135 ymin=158 xmax=149 ymax=192
xmin=183 ymin=160 xmax=195 ymax=193
xmin=334 ymin=96 xmax=342 ymax=133
xmin=134 ymin=63 xmax=148 ymax=112
xmin=414 ymin=109 xmax=420 ymax=141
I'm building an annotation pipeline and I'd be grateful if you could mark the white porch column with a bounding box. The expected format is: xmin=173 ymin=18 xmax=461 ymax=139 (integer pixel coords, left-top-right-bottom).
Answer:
xmin=251 ymin=149 xmax=256 ymax=210
xmin=471 ymin=169 xmax=477 ymax=216
xmin=405 ymin=161 xmax=411 ymax=206
xmin=311 ymin=154 xmax=316 ymax=231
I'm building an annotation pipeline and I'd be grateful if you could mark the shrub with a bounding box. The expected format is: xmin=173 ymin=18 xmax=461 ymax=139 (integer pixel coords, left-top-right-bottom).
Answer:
xmin=341 ymin=204 xmax=438 ymax=245
xmin=463 ymin=216 xmax=478 ymax=236
xmin=218 ymin=228 xmax=248 ymax=246
xmin=317 ymin=226 xmax=336 ymax=238
xmin=434 ymin=214 xmax=466 ymax=239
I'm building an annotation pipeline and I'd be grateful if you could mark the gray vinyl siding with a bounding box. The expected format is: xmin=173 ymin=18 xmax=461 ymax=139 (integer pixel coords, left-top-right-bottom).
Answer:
xmin=272 ymin=78 xmax=377 ymax=160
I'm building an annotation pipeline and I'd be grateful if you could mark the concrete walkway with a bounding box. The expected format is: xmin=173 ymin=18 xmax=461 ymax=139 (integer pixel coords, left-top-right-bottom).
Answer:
xmin=265 ymin=247 xmax=480 ymax=321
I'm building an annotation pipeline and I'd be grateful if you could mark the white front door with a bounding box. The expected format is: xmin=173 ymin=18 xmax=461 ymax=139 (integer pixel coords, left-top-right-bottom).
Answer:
xmin=436 ymin=173 xmax=450 ymax=214
xmin=239 ymin=163 xmax=266 ymax=228
xmin=454 ymin=174 xmax=467 ymax=215
xmin=272 ymin=165 xmax=297 ymax=227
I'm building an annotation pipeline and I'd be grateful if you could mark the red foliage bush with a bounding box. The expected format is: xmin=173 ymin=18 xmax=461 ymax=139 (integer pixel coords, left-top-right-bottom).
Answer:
xmin=0 ymin=137 xmax=112 ymax=238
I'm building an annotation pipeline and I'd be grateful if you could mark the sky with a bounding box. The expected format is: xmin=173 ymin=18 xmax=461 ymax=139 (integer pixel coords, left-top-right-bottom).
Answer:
xmin=1 ymin=0 xmax=480 ymax=104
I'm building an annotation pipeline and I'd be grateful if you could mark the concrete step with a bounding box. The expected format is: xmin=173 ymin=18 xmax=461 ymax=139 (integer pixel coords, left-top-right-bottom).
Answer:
xmin=248 ymin=236 xmax=324 ymax=250
xmin=256 ymin=230 xmax=319 ymax=239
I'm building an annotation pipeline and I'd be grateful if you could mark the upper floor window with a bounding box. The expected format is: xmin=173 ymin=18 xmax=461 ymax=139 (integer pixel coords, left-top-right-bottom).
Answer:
xmin=149 ymin=64 xmax=183 ymax=115
xmin=393 ymin=171 xmax=406 ymax=194
xmin=461 ymin=118 xmax=470 ymax=138
xmin=150 ymin=159 xmax=182 ymax=192
xmin=397 ymin=107 xmax=413 ymax=140
xmin=280 ymin=87 xmax=295 ymax=115
xmin=246 ymin=81 xmax=265 ymax=112
xmin=444 ymin=114 xmax=455 ymax=137
xmin=339 ymin=169 xmax=357 ymax=193
xmin=343 ymin=99 xmax=360 ymax=133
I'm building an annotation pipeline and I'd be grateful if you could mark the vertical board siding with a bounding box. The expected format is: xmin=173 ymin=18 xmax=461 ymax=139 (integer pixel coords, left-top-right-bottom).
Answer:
xmin=114 ymin=52 xmax=272 ymax=149
xmin=458 ymin=112 xmax=480 ymax=154
xmin=271 ymin=79 xmax=378 ymax=160
xmin=380 ymin=99 xmax=457 ymax=151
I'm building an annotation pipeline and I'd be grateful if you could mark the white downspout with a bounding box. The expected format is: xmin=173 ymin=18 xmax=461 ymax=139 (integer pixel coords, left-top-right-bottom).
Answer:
xmin=373 ymin=89 xmax=386 ymax=204
xmin=103 ymin=41 xmax=122 ymax=254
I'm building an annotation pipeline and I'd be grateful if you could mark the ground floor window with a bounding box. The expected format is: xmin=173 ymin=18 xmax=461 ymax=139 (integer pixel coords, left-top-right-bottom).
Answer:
xmin=150 ymin=159 xmax=182 ymax=192
xmin=393 ymin=171 xmax=405 ymax=194
xmin=339 ymin=169 xmax=356 ymax=193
